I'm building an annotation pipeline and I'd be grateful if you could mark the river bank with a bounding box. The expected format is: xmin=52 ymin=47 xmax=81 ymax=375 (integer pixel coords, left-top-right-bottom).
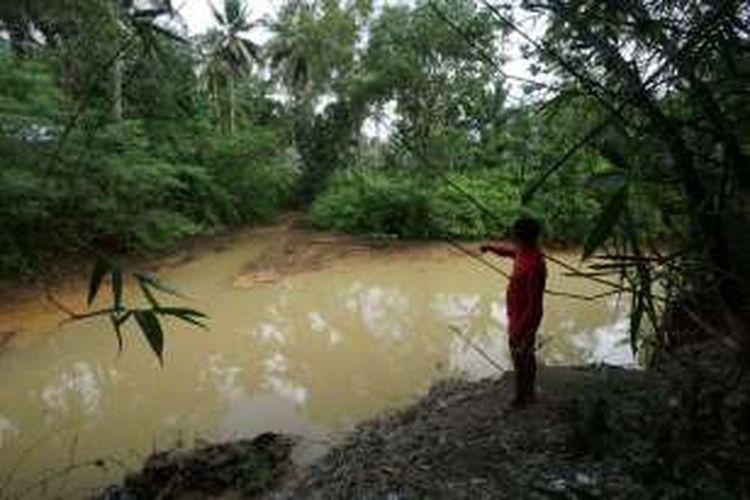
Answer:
xmin=0 ymin=215 xmax=461 ymax=339
xmin=0 ymin=211 xmax=576 ymax=321
xmin=271 ymin=365 xmax=663 ymax=499
xmin=277 ymin=341 xmax=749 ymax=499
xmin=100 ymin=345 xmax=750 ymax=499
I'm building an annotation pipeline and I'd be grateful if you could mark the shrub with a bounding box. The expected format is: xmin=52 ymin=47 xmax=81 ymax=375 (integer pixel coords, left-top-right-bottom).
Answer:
xmin=310 ymin=168 xmax=596 ymax=243
xmin=199 ymin=129 xmax=299 ymax=223
xmin=310 ymin=169 xmax=432 ymax=238
xmin=428 ymin=172 xmax=520 ymax=239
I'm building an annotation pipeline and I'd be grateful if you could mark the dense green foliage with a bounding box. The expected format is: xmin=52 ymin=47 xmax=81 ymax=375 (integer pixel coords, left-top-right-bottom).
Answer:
xmin=0 ymin=34 xmax=296 ymax=280
xmin=1 ymin=0 xmax=748 ymax=364
xmin=524 ymin=0 xmax=750 ymax=359
xmin=0 ymin=0 xmax=633 ymax=280
xmin=303 ymin=0 xmax=627 ymax=244
xmin=310 ymin=167 xmax=601 ymax=242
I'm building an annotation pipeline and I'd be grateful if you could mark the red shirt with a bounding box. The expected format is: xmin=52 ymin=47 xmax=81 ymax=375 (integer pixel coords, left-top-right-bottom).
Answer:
xmin=487 ymin=245 xmax=547 ymax=339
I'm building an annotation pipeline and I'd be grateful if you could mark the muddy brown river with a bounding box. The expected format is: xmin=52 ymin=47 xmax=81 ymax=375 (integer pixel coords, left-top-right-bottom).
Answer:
xmin=0 ymin=226 xmax=632 ymax=498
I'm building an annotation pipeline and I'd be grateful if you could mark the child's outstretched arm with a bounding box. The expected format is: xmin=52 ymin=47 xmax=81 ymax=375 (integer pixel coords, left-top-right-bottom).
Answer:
xmin=480 ymin=242 xmax=517 ymax=258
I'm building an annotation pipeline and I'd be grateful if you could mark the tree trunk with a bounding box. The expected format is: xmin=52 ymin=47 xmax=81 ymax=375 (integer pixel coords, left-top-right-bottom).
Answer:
xmin=227 ymin=75 xmax=236 ymax=135
xmin=110 ymin=0 xmax=123 ymax=124
xmin=111 ymin=56 xmax=123 ymax=123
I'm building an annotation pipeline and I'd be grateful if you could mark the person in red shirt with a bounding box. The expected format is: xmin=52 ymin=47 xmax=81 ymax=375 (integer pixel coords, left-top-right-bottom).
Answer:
xmin=481 ymin=217 xmax=546 ymax=408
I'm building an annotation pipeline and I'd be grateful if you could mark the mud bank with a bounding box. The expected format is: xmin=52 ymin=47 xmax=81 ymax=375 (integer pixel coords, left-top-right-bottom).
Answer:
xmin=101 ymin=357 xmax=749 ymax=499
xmin=270 ymin=359 xmax=748 ymax=499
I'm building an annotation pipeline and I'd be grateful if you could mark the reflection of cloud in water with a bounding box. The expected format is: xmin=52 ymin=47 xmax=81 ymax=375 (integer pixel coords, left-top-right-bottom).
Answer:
xmin=434 ymin=292 xmax=511 ymax=379
xmin=0 ymin=415 xmax=18 ymax=447
xmin=542 ymin=299 xmax=632 ymax=366
xmin=447 ymin=331 xmax=511 ymax=379
xmin=430 ymin=293 xmax=480 ymax=319
xmin=201 ymin=353 xmax=243 ymax=399
xmin=354 ymin=285 xmax=410 ymax=339
xmin=571 ymin=316 xmax=634 ymax=366
xmin=263 ymin=352 xmax=307 ymax=404
xmin=253 ymin=322 xmax=286 ymax=343
xmin=265 ymin=376 xmax=308 ymax=405
xmin=41 ymin=362 xmax=101 ymax=416
xmin=308 ymin=312 xmax=342 ymax=344
xmin=491 ymin=302 xmax=508 ymax=329
xmin=221 ymin=392 xmax=322 ymax=441
xmin=264 ymin=352 xmax=286 ymax=372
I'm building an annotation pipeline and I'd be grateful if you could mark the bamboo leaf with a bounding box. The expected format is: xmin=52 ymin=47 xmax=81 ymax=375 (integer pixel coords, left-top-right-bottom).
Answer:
xmin=172 ymin=314 xmax=208 ymax=329
xmin=630 ymin=290 xmax=644 ymax=354
xmin=134 ymin=310 xmax=164 ymax=365
xmin=109 ymin=311 xmax=131 ymax=353
xmin=136 ymin=276 xmax=159 ymax=308
xmin=109 ymin=315 xmax=123 ymax=352
xmin=157 ymin=307 xmax=209 ymax=330
xmin=583 ymin=185 xmax=628 ymax=260
xmin=522 ymin=115 xmax=615 ymax=204
xmin=157 ymin=307 xmax=208 ymax=318
xmin=111 ymin=269 xmax=123 ymax=311
xmin=133 ymin=273 xmax=183 ymax=299
xmin=87 ymin=258 xmax=111 ymax=306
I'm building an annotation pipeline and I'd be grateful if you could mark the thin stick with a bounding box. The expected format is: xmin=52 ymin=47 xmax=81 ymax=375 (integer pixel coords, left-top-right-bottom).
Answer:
xmin=442 ymin=237 xmax=620 ymax=301
xmin=1 ymin=423 xmax=81 ymax=494
xmin=44 ymin=290 xmax=117 ymax=325
xmin=448 ymin=325 xmax=506 ymax=373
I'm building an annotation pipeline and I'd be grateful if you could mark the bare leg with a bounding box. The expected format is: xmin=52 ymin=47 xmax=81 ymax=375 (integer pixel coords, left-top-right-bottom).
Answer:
xmin=510 ymin=334 xmax=537 ymax=408
xmin=511 ymin=348 xmax=525 ymax=407
xmin=510 ymin=336 xmax=530 ymax=408
xmin=525 ymin=350 xmax=537 ymax=404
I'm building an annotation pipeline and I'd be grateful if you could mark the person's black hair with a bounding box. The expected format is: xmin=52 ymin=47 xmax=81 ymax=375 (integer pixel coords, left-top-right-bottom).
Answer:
xmin=512 ymin=217 xmax=542 ymax=245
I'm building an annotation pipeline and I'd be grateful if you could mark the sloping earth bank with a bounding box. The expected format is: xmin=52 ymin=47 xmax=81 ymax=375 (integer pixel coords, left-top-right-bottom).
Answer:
xmin=100 ymin=358 xmax=749 ymax=499
xmin=268 ymin=360 xmax=749 ymax=499
xmin=269 ymin=366 xmax=657 ymax=499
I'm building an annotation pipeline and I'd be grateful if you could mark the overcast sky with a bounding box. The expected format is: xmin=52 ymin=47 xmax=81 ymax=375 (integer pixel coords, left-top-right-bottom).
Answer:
xmin=175 ymin=0 xmax=289 ymax=35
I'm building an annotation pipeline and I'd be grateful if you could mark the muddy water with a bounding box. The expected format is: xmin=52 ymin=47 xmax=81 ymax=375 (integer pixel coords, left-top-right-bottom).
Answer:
xmin=0 ymin=228 xmax=631 ymax=498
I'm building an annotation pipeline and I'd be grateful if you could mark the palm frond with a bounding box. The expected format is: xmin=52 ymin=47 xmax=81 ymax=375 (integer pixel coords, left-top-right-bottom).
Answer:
xmin=238 ymin=37 xmax=261 ymax=62
xmin=208 ymin=0 xmax=226 ymax=26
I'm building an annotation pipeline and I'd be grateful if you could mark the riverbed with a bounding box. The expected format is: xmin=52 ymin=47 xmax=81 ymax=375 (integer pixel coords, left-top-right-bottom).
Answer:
xmin=0 ymin=223 xmax=632 ymax=499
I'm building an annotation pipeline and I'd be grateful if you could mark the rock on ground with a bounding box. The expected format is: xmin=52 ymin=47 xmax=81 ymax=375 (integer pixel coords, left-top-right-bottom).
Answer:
xmin=99 ymin=432 xmax=294 ymax=500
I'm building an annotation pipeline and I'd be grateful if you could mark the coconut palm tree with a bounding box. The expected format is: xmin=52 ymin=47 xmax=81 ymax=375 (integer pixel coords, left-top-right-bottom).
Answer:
xmin=265 ymin=1 xmax=318 ymax=98
xmin=265 ymin=0 xmax=363 ymax=100
xmin=0 ymin=0 xmax=181 ymax=123
xmin=202 ymin=0 xmax=262 ymax=134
